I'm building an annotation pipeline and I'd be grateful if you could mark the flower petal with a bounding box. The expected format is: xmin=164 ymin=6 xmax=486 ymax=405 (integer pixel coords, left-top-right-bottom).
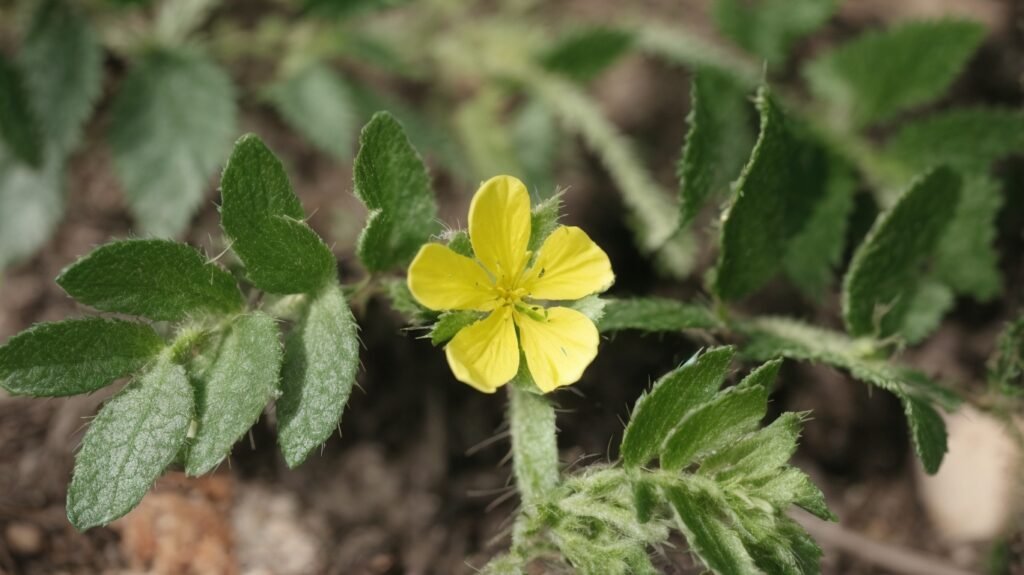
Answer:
xmin=469 ymin=175 xmax=531 ymax=283
xmin=445 ymin=306 xmax=520 ymax=393
xmin=516 ymin=306 xmax=599 ymax=393
xmin=523 ymin=226 xmax=614 ymax=300
xmin=408 ymin=243 xmax=496 ymax=311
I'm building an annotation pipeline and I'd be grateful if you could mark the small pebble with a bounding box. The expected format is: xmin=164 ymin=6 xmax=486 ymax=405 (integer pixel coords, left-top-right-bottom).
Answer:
xmin=5 ymin=521 xmax=44 ymax=556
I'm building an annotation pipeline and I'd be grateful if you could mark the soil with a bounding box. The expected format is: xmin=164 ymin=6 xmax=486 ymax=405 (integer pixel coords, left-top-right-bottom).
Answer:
xmin=1 ymin=1 xmax=1023 ymax=574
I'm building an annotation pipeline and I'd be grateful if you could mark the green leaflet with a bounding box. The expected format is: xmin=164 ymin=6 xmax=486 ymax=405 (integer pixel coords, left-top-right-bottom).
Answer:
xmin=0 ymin=318 xmax=163 ymax=397
xmin=714 ymin=88 xmax=829 ymax=301
xmin=268 ymin=63 xmax=357 ymax=159
xmin=353 ymin=112 xmax=439 ymax=272
xmin=57 ymin=239 xmax=243 ymax=321
xmin=935 ymin=171 xmax=1003 ymax=302
xmin=528 ymin=193 xmax=563 ymax=254
xmin=186 ymin=312 xmax=282 ymax=476
xmin=886 ymin=108 xmax=1024 ymax=173
xmin=511 ymin=98 xmax=560 ymax=201
xmin=19 ymin=0 xmax=102 ymax=153
xmin=804 ymin=20 xmax=985 ymax=128
xmin=678 ymin=68 xmax=754 ymax=227
xmin=110 ymin=48 xmax=236 ymax=237
xmin=660 ymin=384 xmax=769 ymax=471
xmin=277 ymin=282 xmax=360 ymax=468
xmin=598 ymin=297 xmax=720 ymax=333
xmin=0 ymin=146 xmax=63 ymax=269
xmin=699 ymin=412 xmax=803 ymax=482
xmin=842 ymin=167 xmax=961 ymax=338
xmin=220 ymin=134 xmax=337 ymax=294
xmin=620 ymin=347 xmax=733 ymax=468
xmin=739 ymin=316 xmax=956 ymax=472
xmin=0 ymin=55 xmax=42 ymax=168
xmin=664 ymin=481 xmax=758 ymax=574
xmin=713 ymin=0 xmax=836 ymax=63
xmin=539 ymin=27 xmax=634 ymax=82
xmin=429 ymin=311 xmax=483 ymax=346
xmin=783 ymin=158 xmax=857 ymax=299
xmin=66 ymin=352 xmax=193 ymax=530
xmin=900 ymin=280 xmax=955 ymax=345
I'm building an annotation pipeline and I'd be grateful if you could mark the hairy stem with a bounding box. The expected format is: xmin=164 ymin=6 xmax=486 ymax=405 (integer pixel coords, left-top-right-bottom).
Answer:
xmin=507 ymin=371 xmax=559 ymax=543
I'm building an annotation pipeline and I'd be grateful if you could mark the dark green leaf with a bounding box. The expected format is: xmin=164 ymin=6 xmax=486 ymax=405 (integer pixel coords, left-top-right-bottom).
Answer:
xmin=660 ymin=384 xmax=769 ymax=470
xmin=664 ymin=481 xmax=758 ymax=574
xmin=842 ymin=167 xmax=961 ymax=337
xmin=277 ymin=283 xmax=360 ymax=467
xmin=714 ymin=0 xmax=836 ymax=62
xmin=57 ymin=239 xmax=243 ymax=321
xmin=900 ymin=280 xmax=955 ymax=345
xmin=598 ymin=298 xmax=720 ymax=333
xmin=714 ymin=88 xmax=829 ymax=300
xmin=220 ymin=134 xmax=337 ymax=294
xmin=540 ymin=27 xmax=634 ymax=82
xmin=886 ymin=107 xmax=1024 ymax=173
xmin=783 ymin=158 xmax=857 ymax=298
xmin=700 ymin=412 xmax=803 ymax=482
xmin=66 ymin=352 xmax=193 ymax=530
xmin=678 ymin=68 xmax=754 ymax=226
xmin=110 ymin=49 xmax=236 ymax=237
xmin=632 ymin=478 xmax=658 ymax=523
xmin=430 ymin=311 xmax=484 ymax=346
xmin=268 ymin=63 xmax=357 ymax=159
xmin=353 ymin=112 xmax=438 ymax=272
xmin=933 ymin=174 xmax=1002 ymax=301
xmin=19 ymin=0 xmax=102 ymax=153
xmin=0 ymin=147 xmax=63 ymax=269
xmin=899 ymin=393 xmax=947 ymax=474
xmin=186 ymin=312 xmax=282 ymax=476
xmin=620 ymin=347 xmax=733 ymax=468
xmin=0 ymin=318 xmax=163 ymax=397
xmin=0 ymin=56 xmax=42 ymax=167
xmin=804 ymin=20 xmax=985 ymax=128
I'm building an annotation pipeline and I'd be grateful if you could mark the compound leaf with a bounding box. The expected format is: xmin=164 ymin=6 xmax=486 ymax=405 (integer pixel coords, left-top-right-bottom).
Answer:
xmin=804 ymin=20 xmax=985 ymax=128
xmin=20 ymin=0 xmax=102 ymax=153
xmin=268 ymin=63 xmax=357 ymax=159
xmin=621 ymin=347 xmax=733 ymax=468
xmin=110 ymin=48 xmax=236 ymax=237
xmin=714 ymin=88 xmax=829 ymax=301
xmin=67 ymin=352 xmax=193 ymax=530
xmin=57 ymin=239 xmax=243 ymax=321
xmin=353 ymin=112 xmax=438 ymax=272
xmin=0 ymin=318 xmax=163 ymax=397
xmin=842 ymin=167 xmax=961 ymax=337
xmin=277 ymin=282 xmax=360 ymax=467
xmin=186 ymin=312 xmax=282 ymax=476
xmin=220 ymin=134 xmax=337 ymax=294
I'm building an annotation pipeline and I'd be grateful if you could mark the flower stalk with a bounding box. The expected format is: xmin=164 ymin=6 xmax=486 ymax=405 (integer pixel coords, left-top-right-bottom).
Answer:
xmin=508 ymin=369 xmax=559 ymax=517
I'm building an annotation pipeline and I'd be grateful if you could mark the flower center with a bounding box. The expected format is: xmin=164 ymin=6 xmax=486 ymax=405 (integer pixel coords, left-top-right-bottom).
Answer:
xmin=495 ymin=284 xmax=528 ymax=306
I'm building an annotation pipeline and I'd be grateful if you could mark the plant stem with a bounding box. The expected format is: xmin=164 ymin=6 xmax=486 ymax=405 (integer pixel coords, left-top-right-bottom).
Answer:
xmin=507 ymin=371 xmax=559 ymax=526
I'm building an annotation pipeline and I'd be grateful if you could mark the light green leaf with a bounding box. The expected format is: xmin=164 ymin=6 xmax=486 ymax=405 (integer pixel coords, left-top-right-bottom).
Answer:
xmin=445 ymin=229 xmax=473 ymax=258
xmin=220 ymin=134 xmax=337 ymax=294
xmin=528 ymin=193 xmax=563 ymax=254
xmin=0 ymin=56 xmax=42 ymax=167
xmin=0 ymin=318 xmax=163 ymax=397
xmin=277 ymin=282 xmax=360 ymax=468
xmin=621 ymin=347 xmax=733 ymax=468
xmin=353 ymin=112 xmax=438 ymax=272
xmin=110 ymin=48 xmax=236 ymax=237
xmin=453 ymin=87 xmax=523 ymax=183
xmin=678 ymin=68 xmax=754 ymax=226
xmin=783 ymin=158 xmax=856 ymax=298
xmin=511 ymin=98 xmax=560 ymax=200
xmin=804 ymin=20 xmax=985 ymax=128
xmin=660 ymin=383 xmax=769 ymax=470
xmin=186 ymin=312 xmax=282 ymax=476
xmin=384 ymin=278 xmax=436 ymax=325
xmin=429 ymin=310 xmax=484 ymax=346
xmin=933 ymin=174 xmax=1002 ymax=301
xmin=67 ymin=352 xmax=193 ymax=530
xmin=886 ymin=108 xmax=1024 ymax=173
xmin=664 ymin=481 xmax=758 ymax=574
xmin=699 ymin=412 xmax=803 ymax=482
xmin=901 ymin=280 xmax=955 ymax=345
xmin=899 ymin=393 xmax=947 ymax=474
xmin=268 ymin=63 xmax=357 ymax=159
xmin=569 ymin=295 xmax=607 ymax=324
xmin=747 ymin=467 xmax=832 ymax=521
xmin=539 ymin=27 xmax=634 ymax=82
xmin=0 ymin=147 xmax=63 ymax=269
xmin=598 ymin=297 xmax=720 ymax=333
xmin=57 ymin=239 xmax=243 ymax=321
xmin=714 ymin=88 xmax=829 ymax=301
xmin=714 ymin=0 xmax=836 ymax=62
xmin=19 ymin=0 xmax=102 ymax=153
xmin=632 ymin=23 xmax=761 ymax=88
xmin=842 ymin=167 xmax=961 ymax=337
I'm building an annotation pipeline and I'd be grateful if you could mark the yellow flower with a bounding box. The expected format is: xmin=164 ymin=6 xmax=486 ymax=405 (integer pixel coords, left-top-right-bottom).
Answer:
xmin=407 ymin=175 xmax=614 ymax=394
